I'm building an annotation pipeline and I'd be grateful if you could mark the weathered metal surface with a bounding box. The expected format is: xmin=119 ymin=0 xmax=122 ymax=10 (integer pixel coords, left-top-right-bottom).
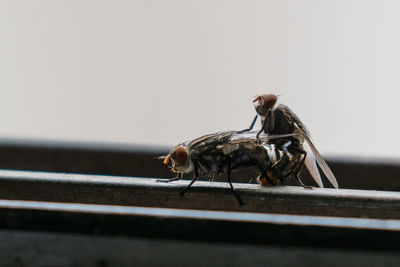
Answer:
xmin=0 ymin=170 xmax=399 ymax=219
xmin=0 ymin=138 xmax=398 ymax=190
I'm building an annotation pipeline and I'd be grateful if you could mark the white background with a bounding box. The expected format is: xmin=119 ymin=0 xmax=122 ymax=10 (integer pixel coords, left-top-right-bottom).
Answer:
xmin=1 ymin=0 xmax=399 ymax=157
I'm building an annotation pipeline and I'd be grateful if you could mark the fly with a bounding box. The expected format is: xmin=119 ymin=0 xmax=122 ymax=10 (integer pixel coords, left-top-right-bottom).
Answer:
xmin=159 ymin=94 xmax=338 ymax=206
xmin=250 ymin=94 xmax=338 ymax=189
xmin=159 ymin=130 xmax=298 ymax=205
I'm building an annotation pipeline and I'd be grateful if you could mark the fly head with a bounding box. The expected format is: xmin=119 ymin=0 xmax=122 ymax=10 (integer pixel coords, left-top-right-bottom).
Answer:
xmin=163 ymin=145 xmax=193 ymax=173
xmin=253 ymin=94 xmax=278 ymax=117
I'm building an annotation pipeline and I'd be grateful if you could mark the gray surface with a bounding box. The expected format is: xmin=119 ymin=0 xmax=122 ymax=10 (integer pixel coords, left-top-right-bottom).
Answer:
xmin=0 ymin=230 xmax=399 ymax=267
xmin=0 ymin=170 xmax=399 ymax=219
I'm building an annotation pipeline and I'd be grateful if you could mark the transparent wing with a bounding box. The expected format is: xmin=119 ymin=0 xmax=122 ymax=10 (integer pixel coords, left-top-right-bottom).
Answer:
xmin=230 ymin=130 xmax=297 ymax=143
xmin=279 ymin=104 xmax=338 ymax=189
xmin=300 ymin=127 xmax=339 ymax=189
xmin=188 ymin=131 xmax=232 ymax=148
xmin=229 ymin=131 xmax=258 ymax=141
xmin=187 ymin=131 xmax=235 ymax=155
xmin=303 ymin=141 xmax=324 ymax=188
xmin=262 ymin=133 xmax=297 ymax=140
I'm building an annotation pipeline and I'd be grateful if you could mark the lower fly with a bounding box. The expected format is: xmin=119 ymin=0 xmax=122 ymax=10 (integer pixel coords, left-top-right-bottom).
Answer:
xmin=159 ymin=131 xmax=304 ymax=205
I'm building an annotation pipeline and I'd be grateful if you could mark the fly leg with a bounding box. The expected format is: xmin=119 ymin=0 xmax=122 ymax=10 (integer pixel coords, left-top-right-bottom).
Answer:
xmin=180 ymin=162 xmax=199 ymax=196
xmin=238 ymin=115 xmax=258 ymax=133
xmin=208 ymin=172 xmax=216 ymax=182
xmin=280 ymin=141 xmax=310 ymax=188
xmin=256 ymin=129 xmax=263 ymax=143
xmin=227 ymin=158 xmax=244 ymax=206
xmin=256 ymin=109 xmax=275 ymax=143
xmin=291 ymin=148 xmax=312 ymax=189
xmin=157 ymin=172 xmax=183 ymax=183
xmin=280 ymin=140 xmax=292 ymax=161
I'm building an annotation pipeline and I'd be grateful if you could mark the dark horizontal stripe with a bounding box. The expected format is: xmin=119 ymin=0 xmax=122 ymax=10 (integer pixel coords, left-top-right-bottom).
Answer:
xmin=0 ymin=199 xmax=400 ymax=251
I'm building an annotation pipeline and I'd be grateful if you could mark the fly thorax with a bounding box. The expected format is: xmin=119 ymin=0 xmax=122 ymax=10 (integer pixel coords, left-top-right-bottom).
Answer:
xmin=239 ymin=154 xmax=250 ymax=162
xmin=241 ymin=142 xmax=256 ymax=150
xmin=216 ymin=143 xmax=240 ymax=155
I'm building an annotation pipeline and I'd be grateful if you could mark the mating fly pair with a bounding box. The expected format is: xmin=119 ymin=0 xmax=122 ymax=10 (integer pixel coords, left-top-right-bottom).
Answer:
xmin=160 ymin=94 xmax=338 ymax=205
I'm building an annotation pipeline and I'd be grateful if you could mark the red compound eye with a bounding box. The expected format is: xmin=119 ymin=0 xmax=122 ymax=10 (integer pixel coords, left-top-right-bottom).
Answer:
xmin=175 ymin=145 xmax=188 ymax=165
xmin=253 ymin=94 xmax=277 ymax=109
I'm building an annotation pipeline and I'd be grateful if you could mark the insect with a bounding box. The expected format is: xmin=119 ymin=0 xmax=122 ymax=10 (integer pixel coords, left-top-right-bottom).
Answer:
xmin=159 ymin=94 xmax=338 ymax=206
xmin=159 ymin=130 xmax=299 ymax=205
xmin=250 ymin=94 xmax=338 ymax=189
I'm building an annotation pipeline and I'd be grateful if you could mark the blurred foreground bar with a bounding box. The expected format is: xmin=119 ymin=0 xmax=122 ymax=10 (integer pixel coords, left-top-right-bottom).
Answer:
xmin=0 ymin=170 xmax=399 ymax=219
xmin=0 ymin=138 xmax=398 ymax=191
xmin=0 ymin=199 xmax=400 ymax=267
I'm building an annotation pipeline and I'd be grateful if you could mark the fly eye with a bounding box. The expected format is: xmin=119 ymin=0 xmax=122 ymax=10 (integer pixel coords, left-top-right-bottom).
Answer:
xmin=175 ymin=145 xmax=188 ymax=165
xmin=258 ymin=94 xmax=277 ymax=109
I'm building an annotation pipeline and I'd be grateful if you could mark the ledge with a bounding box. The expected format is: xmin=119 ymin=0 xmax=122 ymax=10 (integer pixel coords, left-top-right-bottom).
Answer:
xmin=0 ymin=138 xmax=398 ymax=191
xmin=0 ymin=170 xmax=399 ymax=219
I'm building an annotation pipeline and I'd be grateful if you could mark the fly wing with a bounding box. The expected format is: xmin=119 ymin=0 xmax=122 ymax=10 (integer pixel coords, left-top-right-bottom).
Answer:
xmin=303 ymin=141 xmax=324 ymax=188
xmin=187 ymin=131 xmax=234 ymax=155
xmin=301 ymin=132 xmax=338 ymax=189
xmin=261 ymin=133 xmax=297 ymax=140
xmin=229 ymin=131 xmax=258 ymax=141
xmin=229 ymin=130 xmax=297 ymax=144
xmin=278 ymin=104 xmax=338 ymax=189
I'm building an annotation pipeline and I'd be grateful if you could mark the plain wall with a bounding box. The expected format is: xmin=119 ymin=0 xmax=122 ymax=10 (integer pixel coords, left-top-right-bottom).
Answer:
xmin=1 ymin=0 xmax=399 ymax=157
